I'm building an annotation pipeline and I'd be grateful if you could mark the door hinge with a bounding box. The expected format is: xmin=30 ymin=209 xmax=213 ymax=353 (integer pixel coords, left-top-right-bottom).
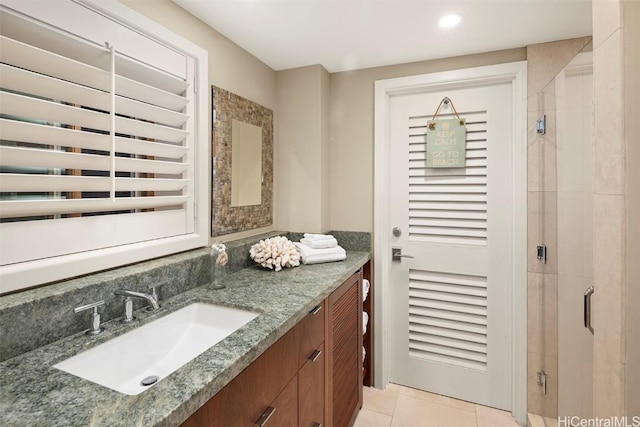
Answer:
xmin=537 ymin=370 xmax=547 ymax=395
xmin=536 ymin=115 xmax=546 ymax=135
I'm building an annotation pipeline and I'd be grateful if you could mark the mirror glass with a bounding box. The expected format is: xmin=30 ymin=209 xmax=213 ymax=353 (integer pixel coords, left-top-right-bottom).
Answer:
xmin=231 ymin=119 xmax=262 ymax=207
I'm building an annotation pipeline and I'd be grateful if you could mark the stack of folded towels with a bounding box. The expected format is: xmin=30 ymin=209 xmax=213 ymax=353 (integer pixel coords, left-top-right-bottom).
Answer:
xmin=294 ymin=233 xmax=346 ymax=265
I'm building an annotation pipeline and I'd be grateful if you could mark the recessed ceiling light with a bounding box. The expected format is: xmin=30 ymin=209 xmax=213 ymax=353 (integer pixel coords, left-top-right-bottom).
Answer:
xmin=438 ymin=14 xmax=462 ymax=28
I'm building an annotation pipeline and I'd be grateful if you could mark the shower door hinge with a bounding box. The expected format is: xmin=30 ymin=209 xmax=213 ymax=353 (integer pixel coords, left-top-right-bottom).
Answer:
xmin=537 ymin=244 xmax=547 ymax=264
xmin=537 ymin=370 xmax=547 ymax=395
xmin=536 ymin=115 xmax=546 ymax=135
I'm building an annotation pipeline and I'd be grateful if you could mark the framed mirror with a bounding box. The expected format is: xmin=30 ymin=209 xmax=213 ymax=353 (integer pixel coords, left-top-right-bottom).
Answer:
xmin=211 ymin=86 xmax=273 ymax=236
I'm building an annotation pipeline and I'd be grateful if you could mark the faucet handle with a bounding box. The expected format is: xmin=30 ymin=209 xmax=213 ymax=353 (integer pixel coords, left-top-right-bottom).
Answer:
xmin=147 ymin=281 xmax=168 ymax=304
xmin=74 ymin=300 xmax=106 ymax=336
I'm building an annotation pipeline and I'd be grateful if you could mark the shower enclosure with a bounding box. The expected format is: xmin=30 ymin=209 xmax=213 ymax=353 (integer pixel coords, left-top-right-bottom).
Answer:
xmin=529 ymin=44 xmax=594 ymax=427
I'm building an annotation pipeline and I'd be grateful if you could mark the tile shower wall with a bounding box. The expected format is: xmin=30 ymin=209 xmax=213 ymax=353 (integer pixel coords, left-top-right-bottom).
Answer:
xmin=526 ymin=37 xmax=592 ymax=420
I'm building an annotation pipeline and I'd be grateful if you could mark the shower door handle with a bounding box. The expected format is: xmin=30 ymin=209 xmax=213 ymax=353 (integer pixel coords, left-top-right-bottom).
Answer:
xmin=584 ymin=286 xmax=594 ymax=334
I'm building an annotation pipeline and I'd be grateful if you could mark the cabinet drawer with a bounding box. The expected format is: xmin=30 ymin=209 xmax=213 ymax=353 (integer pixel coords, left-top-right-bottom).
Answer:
xmin=256 ymin=375 xmax=298 ymax=427
xmin=297 ymin=301 xmax=325 ymax=368
xmin=299 ymin=342 xmax=324 ymax=427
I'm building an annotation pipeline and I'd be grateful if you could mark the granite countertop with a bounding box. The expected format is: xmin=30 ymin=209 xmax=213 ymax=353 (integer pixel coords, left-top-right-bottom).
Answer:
xmin=0 ymin=251 xmax=370 ymax=427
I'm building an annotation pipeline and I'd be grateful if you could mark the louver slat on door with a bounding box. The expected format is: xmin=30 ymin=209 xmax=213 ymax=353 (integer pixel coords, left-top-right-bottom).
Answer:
xmin=408 ymin=112 xmax=488 ymax=245
xmin=408 ymin=269 xmax=488 ymax=371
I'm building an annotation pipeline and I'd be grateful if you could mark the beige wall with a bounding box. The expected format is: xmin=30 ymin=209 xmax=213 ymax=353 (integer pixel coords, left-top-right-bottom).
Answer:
xmin=321 ymin=67 xmax=331 ymax=232
xmin=623 ymin=0 xmax=640 ymax=417
xmin=274 ymin=65 xmax=330 ymax=232
xmin=328 ymin=48 xmax=526 ymax=232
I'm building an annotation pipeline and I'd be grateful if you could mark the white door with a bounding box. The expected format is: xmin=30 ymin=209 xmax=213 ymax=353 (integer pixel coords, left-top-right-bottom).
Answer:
xmin=387 ymin=82 xmax=515 ymax=410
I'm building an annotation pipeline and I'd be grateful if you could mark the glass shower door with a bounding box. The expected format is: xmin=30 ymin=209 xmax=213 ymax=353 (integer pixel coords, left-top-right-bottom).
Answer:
xmin=555 ymin=51 xmax=594 ymax=425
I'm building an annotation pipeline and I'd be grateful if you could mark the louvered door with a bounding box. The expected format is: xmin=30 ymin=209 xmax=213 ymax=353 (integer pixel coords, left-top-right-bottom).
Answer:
xmin=388 ymin=83 xmax=514 ymax=410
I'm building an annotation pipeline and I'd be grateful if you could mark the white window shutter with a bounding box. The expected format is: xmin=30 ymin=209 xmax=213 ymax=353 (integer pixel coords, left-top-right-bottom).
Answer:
xmin=0 ymin=1 xmax=208 ymax=292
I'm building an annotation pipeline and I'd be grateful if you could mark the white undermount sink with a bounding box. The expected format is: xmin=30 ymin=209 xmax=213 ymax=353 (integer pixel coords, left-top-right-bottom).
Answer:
xmin=54 ymin=302 xmax=259 ymax=395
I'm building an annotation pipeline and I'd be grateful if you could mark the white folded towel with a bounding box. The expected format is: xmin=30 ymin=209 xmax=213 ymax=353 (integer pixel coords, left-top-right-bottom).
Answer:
xmin=294 ymin=242 xmax=346 ymax=265
xmin=363 ymin=311 xmax=369 ymax=335
xmin=362 ymin=279 xmax=370 ymax=302
xmin=300 ymin=237 xmax=338 ymax=249
xmin=303 ymin=233 xmax=335 ymax=241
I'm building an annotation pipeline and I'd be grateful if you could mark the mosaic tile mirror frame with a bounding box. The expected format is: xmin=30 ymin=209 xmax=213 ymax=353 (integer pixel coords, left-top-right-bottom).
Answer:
xmin=211 ymin=86 xmax=273 ymax=236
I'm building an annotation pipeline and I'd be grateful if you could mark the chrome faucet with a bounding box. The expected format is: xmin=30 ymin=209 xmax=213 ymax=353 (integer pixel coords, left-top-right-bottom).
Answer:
xmin=114 ymin=289 xmax=160 ymax=323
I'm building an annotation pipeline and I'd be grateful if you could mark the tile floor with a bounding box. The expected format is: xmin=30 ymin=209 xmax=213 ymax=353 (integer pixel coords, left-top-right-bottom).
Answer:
xmin=354 ymin=383 xmax=522 ymax=427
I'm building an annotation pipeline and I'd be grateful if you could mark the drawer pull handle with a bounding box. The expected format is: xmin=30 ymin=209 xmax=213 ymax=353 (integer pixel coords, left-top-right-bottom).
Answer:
xmin=313 ymin=423 xmax=322 ymax=427
xmin=256 ymin=406 xmax=276 ymax=426
xmin=310 ymin=305 xmax=322 ymax=315
xmin=310 ymin=349 xmax=322 ymax=362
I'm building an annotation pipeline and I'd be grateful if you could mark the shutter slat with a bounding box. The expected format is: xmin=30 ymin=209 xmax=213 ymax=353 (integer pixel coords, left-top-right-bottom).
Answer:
xmin=0 ymin=62 xmax=109 ymax=109
xmin=0 ymin=174 xmax=188 ymax=193
xmin=0 ymin=119 xmax=188 ymax=159
xmin=116 ymin=77 xmax=188 ymax=112
xmin=1 ymin=146 xmax=110 ymax=171
xmin=1 ymin=146 xmax=187 ymax=175
xmin=116 ymin=116 xmax=188 ymax=143
xmin=117 ymin=157 xmax=187 ymax=175
xmin=1 ymin=91 xmax=109 ymax=131
xmin=0 ymin=35 xmax=109 ymax=99
xmin=0 ymin=64 xmax=188 ymax=128
xmin=0 ymin=35 xmax=189 ymax=112
xmin=0 ymin=196 xmax=188 ymax=218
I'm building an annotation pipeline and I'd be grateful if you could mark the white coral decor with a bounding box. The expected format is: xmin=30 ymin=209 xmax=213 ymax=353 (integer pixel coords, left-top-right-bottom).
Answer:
xmin=249 ymin=236 xmax=301 ymax=272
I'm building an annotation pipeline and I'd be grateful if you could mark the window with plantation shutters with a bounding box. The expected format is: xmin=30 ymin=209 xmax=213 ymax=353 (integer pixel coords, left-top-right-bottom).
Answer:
xmin=0 ymin=0 xmax=208 ymax=293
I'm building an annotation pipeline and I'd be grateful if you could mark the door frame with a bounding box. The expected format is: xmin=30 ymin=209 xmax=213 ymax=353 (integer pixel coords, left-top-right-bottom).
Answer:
xmin=373 ymin=61 xmax=528 ymax=424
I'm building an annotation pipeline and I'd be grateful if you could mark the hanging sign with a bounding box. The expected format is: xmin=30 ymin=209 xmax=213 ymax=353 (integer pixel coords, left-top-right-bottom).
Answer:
xmin=426 ymin=118 xmax=467 ymax=168
xmin=425 ymin=96 xmax=467 ymax=168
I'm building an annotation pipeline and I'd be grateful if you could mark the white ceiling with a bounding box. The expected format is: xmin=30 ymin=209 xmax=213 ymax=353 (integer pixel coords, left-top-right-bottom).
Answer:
xmin=173 ymin=0 xmax=592 ymax=73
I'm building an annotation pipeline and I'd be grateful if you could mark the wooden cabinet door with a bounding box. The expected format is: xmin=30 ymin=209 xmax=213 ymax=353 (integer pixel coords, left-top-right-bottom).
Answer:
xmin=299 ymin=342 xmax=325 ymax=427
xmin=256 ymin=375 xmax=298 ymax=427
xmin=326 ymin=271 xmax=363 ymax=427
xmin=181 ymin=369 xmax=252 ymax=427
xmin=297 ymin=301 xmax=325 ymax=369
